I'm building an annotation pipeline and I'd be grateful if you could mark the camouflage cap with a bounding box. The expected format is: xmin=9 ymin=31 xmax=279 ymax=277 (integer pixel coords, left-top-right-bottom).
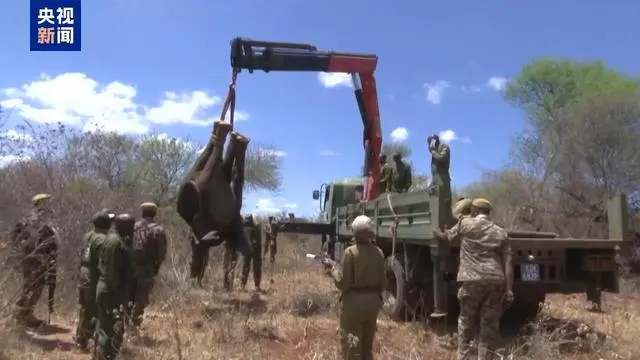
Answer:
xmin=32 ymin=193 xmax=52 ymax=204
xmin=140 ymin=202 xmax=158 ymax=210
xmin=471 ymin=198 xmax=492 ymax=210
xmin=452 ymin=198 xmax=472 ymax=218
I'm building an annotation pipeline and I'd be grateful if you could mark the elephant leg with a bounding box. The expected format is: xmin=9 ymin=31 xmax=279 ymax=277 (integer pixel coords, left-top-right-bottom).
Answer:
xmin=195 ymin=121 xmax=233 ymax=244
xmin=230 ymin=132 xmax=250 ymax=210
xmin=223 ymin=135 xmax=237 ymax=184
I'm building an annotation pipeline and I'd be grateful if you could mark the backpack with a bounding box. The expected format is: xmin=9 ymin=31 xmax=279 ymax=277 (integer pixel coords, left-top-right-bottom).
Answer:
xmin=132 ymin=220 xmax=157 ymax=265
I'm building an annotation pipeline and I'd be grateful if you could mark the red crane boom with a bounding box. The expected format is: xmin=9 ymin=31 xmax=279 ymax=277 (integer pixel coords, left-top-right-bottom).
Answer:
xmin=229 ymin=37 xmax=383 ymax=201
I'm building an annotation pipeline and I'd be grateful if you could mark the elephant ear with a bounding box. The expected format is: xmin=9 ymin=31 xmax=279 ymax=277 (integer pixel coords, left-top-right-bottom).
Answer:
xmin=176 ymin=180 xmax=200 ymax=226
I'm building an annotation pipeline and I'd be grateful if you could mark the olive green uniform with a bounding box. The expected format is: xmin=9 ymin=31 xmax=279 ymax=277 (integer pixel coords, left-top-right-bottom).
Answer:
xmin=390 ymin=161 xmax=412 ymax=193
xmin=240 ymin=219 xmax=262 ymax=289
xmin=378 ymin=162 xmax=393 ymax=194
xmin=430 ymin=142 xmax=452 ymax=223
xmin=329 ymin=243 xmax=386 ymax=360
xmin=75 ymin=230 xmax=108 ymax=348
xmin=91 ymin=233 xmax=132 ymax=360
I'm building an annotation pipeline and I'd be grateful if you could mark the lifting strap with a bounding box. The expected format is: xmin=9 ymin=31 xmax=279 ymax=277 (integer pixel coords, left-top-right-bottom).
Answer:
xmin=218 ymin=69 xmax=239 ymax=130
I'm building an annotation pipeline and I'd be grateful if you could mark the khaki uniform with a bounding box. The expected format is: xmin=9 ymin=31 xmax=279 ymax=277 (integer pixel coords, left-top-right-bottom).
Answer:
xmin=444 ymin=214 xmax=510 ymax=360
xmin=10 ymin=209 xmax=58 ymax=326
xmin=329 ymin=243 xmax=385 ymax=360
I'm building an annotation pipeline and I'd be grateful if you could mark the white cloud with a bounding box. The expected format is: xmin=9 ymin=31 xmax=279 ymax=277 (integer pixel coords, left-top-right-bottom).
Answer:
xmin=153 ymin=132 xmax=198 ymax=151
xmin=1 ymin=129 xmax=33 ymax=142
xmin=0 ymin=72 xmax=250 ymax=135
xmin=254 ymin=198 xmax=297 ymax=215
xmin=0 ymin=154 xmax=30 ymax=168
xmin=390 ymin=127 xmax=409 ymax=142
xmin=461 ymin=85 xmax=481 ymax=93
xmin=424 ymin=80 xmax=450 ymax=104
xmin=259 ymin=148 xmax=287 ymax=157
xmin=486 ymin=76 xmax=508 ymax=91
xmin=319 ymin=150 xmax=339 ymax=156
xmin=437 ymin=129 xmax=471 ymax=144
xmin=317 ymin=73 xmax=353 ymax=88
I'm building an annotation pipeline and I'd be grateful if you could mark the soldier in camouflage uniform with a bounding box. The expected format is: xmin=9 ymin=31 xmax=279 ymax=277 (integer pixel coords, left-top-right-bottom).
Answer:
xmin=129 ymin=202 xmax=167 ymax=327
xmin=91 ymin=214 xmax=134 ymax=360
xmin=433 ymin=198 xmax=514 ymax=360
xmin=428 ymin=134 xmax=453 ymax=224
xmin=323 ymin=215 xmax=385 ymax=360
xmin=390 ymin=152 xmax=412 ymax=193
xmin=189 ymin=231 xmax=210 ymax=287
xmin=377 ymin=154 xmax=392 ymax=194
xmin=10 ymin=193 xmax=59 ymax=327
xmin=264 ymin=216 xmax=280 ymax=264
xmin=73 ymin=209 xmax=115 ymax=350
xmin=240 ymin=214 xmax=262 ymax=291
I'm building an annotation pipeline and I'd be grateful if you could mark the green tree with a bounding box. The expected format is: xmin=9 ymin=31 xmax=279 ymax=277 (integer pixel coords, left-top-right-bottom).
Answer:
xmin=504 ymin=58 xmax=640 ymax=235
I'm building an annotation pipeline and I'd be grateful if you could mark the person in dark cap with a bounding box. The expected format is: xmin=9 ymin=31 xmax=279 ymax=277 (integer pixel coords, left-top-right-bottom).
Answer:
xmin=73 ymin=209 xmax=115 ymax=351
xmin=390 ymin=152 xmax=412 ymax=193
xmin=128 ymin=202 xmax=167 ymax=328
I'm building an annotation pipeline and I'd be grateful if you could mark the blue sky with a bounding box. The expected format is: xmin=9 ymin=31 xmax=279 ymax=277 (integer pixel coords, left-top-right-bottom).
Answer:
xmin=1 ymin=0 xmax=639 ymax=217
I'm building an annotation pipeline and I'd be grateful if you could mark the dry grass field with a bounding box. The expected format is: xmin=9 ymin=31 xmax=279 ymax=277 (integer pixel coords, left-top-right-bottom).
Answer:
xmin=0 ymin=232 xmax=639 ymax=360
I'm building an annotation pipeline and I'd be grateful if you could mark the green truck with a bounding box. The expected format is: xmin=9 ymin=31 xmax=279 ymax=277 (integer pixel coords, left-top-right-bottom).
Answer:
xmin=282 ymin=178 xmax=630 ymax=323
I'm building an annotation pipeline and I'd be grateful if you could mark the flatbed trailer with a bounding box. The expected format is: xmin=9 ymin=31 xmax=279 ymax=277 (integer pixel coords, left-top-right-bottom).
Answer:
xmin=282 ymin=186 xmax=629 ymax=322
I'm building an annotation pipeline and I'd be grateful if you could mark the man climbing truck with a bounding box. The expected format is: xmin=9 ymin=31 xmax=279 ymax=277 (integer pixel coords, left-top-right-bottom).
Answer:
xmin=224 ymin=37 xmax=630 ymax=325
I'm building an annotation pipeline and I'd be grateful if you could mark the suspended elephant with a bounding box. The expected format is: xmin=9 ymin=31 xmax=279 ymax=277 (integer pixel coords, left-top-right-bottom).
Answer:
xmin=176 ymin=120 xmax=252 ymax=256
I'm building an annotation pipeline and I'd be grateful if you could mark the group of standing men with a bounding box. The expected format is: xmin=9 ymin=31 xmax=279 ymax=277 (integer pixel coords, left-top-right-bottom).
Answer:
xmin=9 ymin=194 xmax=167 ymax=360
xmin=189 ymin=214 xmax=282 ymax=291
xmin=377 ymin=134 xmax=451 ymax=198
xmin=74 ymin=202 xmax=167 ymax=359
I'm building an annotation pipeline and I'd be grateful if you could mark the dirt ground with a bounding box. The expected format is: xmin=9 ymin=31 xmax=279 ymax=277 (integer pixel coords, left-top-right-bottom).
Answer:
xmin=1 ymin=235 xmax=639 ymax=360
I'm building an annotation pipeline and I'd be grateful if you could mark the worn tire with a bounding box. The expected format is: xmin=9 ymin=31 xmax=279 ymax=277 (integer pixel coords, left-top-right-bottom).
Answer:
xmin=383 ymin=256 xmax=407 ymax=320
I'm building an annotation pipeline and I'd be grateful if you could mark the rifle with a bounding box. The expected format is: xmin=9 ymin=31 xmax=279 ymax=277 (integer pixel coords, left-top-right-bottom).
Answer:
xmin=46 ymin=267 xmax=56 ymax=324
xmin=305 ymin=253 xmax=334 ymax=270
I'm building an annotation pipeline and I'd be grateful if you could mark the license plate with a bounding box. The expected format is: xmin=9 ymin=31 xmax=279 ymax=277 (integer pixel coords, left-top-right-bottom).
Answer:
xmin=521 ymin=264 xmax=540 ymax=281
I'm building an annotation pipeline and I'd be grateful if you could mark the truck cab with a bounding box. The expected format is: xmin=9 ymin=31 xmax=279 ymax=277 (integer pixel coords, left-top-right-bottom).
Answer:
xmin=312 ymin=178 xmax=364 ymax=223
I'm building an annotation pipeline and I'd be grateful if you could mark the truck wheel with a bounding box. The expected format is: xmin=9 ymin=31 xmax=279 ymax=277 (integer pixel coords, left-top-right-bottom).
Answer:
xmin=383 ymin=256 xmax=407 ymax=320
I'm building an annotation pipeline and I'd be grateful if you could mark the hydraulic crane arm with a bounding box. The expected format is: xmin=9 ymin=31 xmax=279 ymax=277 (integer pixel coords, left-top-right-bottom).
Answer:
xmin=229 ymin=37 xmax=383 ymax=201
